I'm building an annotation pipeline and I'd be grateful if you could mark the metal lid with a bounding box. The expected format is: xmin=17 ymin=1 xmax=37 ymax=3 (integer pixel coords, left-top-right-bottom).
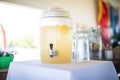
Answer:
xmin=41 ymin=7 xmax=70 ymax=18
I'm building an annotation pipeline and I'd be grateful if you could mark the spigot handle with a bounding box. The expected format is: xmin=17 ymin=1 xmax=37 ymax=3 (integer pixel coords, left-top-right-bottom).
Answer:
xmin=50 ymin=43 xmax=53 ymax=50
xmin=49 ymin=43 xmax=54 ymax=59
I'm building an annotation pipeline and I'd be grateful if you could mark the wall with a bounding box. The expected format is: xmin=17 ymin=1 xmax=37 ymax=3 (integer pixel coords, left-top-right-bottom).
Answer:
xmin=104 ymin=0 xmax=120 ymax=8
xmin=104 ymin=0 xmax=120 ymax=13
xmin=0 ymin=0 xmax=98 ymax=27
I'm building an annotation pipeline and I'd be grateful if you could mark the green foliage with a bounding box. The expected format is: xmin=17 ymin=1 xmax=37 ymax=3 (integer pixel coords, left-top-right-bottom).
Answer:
xmin=8 ymin=35 xmax=36 ymax=48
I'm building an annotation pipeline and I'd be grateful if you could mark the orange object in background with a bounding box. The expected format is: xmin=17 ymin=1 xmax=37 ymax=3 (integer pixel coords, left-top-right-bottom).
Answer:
xmin=98 ymin=0 xmax=103 ymax=24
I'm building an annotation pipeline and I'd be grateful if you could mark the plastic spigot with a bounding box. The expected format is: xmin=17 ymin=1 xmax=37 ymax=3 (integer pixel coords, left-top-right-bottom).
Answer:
xmin=50 ymin=43 xmax=53 ymax=50
xmin=49 ymin=43 xmax=54 ymax=59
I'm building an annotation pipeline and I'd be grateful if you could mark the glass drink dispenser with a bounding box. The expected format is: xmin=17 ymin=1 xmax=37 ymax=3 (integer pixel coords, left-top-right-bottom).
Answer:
xmin=40 ymin=7 xmax=72 ymax=64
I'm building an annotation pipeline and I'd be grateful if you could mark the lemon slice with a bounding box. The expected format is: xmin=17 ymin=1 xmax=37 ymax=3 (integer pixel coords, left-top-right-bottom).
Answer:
xmin=60 ymin=25 xmax=69 ymax=34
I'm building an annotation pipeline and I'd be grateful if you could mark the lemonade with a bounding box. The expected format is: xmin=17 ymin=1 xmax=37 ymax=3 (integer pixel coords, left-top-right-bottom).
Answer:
xmin=40 ymin=25 xmax=72 ymax=64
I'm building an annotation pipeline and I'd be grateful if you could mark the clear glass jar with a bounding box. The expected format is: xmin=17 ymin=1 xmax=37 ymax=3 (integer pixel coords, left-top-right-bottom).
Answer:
xmin=40 ymin=7 xmax=72 ymax=64
xmin=72 ymin=24 xmax=90 ymax=61
xmin=73 ymin=30 xmax=89 ymax=61
xmin=89 ymin=27 xmax=102 ymax=60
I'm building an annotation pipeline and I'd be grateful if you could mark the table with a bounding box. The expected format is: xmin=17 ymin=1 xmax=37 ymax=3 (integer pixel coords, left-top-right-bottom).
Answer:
xmin=97 ymin=59 xmax=120 ymax=73
xmin=7 ymin=60 xmax=118 ymax=80
xmin=0 ymin=69 xmax=8 ymax=73
xmin=0 ymin=69 xmax=8 ymax=80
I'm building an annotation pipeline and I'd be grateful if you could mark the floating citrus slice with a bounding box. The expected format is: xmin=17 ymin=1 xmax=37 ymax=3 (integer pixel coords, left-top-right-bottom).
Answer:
xmin=60 ymin=25 xmax=69 ymax=34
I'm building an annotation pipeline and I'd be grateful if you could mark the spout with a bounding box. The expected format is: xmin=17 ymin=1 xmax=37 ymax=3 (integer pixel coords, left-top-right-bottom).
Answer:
xmin=49 ymin=43 xmax=54 ymax=59
xmin=49 ymin=43 xmax=59 ymax=60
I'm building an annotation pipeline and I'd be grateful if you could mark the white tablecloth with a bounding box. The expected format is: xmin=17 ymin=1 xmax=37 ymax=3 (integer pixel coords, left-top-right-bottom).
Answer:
xmin=7 ymin=60 xmax=118 ymax=80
